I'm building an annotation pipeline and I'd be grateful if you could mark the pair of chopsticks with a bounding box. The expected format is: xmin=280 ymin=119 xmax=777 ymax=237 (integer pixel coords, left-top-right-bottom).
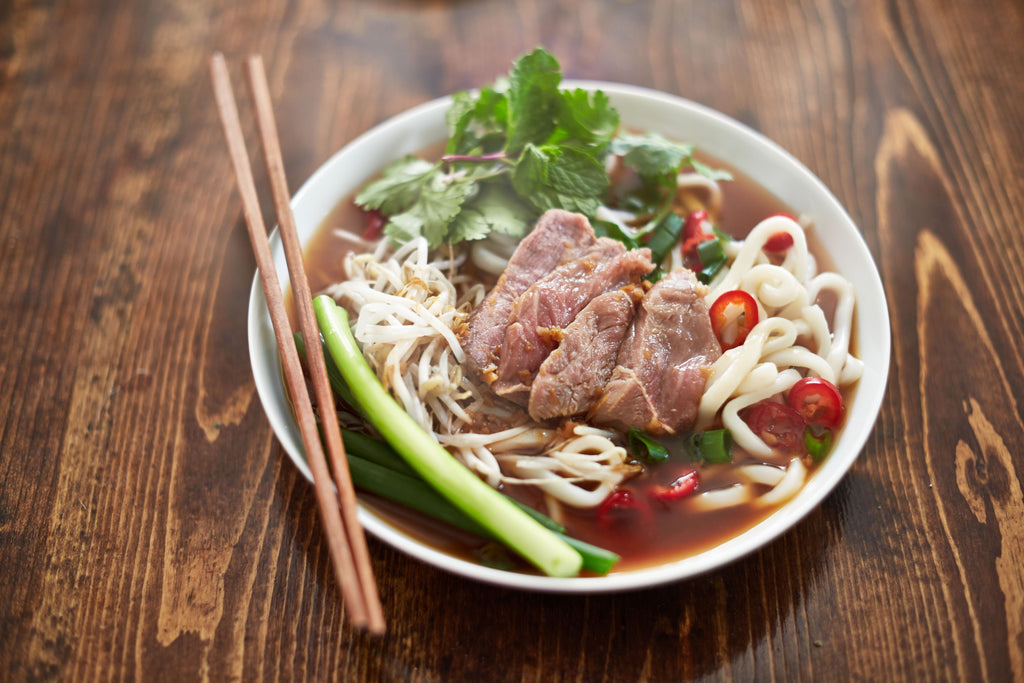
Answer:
xmin=209 ymin=53 xmax=385 ymax=634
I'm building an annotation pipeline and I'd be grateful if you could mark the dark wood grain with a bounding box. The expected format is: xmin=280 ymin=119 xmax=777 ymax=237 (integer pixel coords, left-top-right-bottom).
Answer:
xmin=2 ymin=0 xmax=1022 ymax=680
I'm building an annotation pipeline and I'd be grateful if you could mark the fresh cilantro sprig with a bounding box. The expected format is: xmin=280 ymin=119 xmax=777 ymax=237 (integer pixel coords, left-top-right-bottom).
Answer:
xmin=355 ymin=47 xmax=731 ymax=250
xmin=356 ymin=48 xmax=619 ymax=248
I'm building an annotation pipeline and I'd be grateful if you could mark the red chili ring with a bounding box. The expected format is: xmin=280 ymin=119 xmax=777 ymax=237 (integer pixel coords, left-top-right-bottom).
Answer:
xmin=709 ymin=290 xmax=759 ymax=350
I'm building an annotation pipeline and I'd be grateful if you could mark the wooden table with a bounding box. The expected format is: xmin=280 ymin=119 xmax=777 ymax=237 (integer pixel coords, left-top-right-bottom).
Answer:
xmin=3 ymin=0 xmax=1022 ymax=680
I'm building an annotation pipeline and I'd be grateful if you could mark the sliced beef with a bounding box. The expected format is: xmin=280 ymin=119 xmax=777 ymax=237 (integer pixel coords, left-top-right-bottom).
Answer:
xmin=492 ymin=240 xmax=655 ymax=403
xmin=527 ymin=289 xmax=638 ymax=421
xmin=589 ymin=269 xmax=721 ymax=434
xmin=460 ymin=209 xmax=596 ymax=381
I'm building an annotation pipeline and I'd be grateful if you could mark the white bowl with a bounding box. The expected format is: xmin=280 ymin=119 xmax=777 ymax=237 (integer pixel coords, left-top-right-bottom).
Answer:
xmin=248 ymin=81 xmax=890 ymax=593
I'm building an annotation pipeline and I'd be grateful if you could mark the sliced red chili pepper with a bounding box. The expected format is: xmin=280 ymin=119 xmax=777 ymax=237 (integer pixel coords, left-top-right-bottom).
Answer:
xmin=683 ymin=209 xmax=709 ymax=242
xmin=763 ymin=231 xmax=794 ymax=252
xmin=596 ymin=490 xmax=653 ymax=528
xmin=709 ymin=290 xmax=759 ymax=350
xmin=762 ymin=213 xmax=797 ymax=252
xmin=679 ymin=210 xmax=714 ymax=271
xmin=363 ymin=209 xmax=386 ymax=240
xmin=743 ymin=401 xmax=807 ymax=454
xmin=652 ymin=469 xmax=700 ymax=503
xmin=787 ymin=377 xmax=844 ymax=428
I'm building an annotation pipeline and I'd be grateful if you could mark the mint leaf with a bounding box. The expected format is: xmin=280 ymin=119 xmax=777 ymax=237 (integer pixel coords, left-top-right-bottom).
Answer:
xmin=505 ymin=48 xmax=562 ymax=153
xmin=355 ymin=157 xmax=438 ymax=214
xmin=610 ymin=132 xmax=695 ymax=180
xmin=446 ymin=208 xmax=494 ymax=243
xmin=512 ymin=144 xmax=607 ymax=215
xmin=690 ymin=157 xmax=734 ymax=181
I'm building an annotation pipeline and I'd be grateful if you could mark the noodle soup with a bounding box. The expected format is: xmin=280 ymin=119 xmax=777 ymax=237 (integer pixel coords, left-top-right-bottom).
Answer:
xmin=249 ymin=59 xmax=889 ymax=590
xmin=303 ymin=156 xmax=859 ymax=573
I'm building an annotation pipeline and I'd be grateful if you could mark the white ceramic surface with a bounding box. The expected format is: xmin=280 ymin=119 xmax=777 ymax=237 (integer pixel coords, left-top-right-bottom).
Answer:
xmin=248 ymin=81 xmax=891 ymax=593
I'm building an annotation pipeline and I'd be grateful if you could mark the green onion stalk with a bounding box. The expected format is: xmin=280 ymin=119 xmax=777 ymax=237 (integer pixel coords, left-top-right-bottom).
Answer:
xmin=313 ymin=295 xmax=583 ymax=578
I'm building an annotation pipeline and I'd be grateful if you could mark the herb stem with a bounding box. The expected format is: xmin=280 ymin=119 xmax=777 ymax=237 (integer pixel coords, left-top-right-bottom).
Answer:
xmin=441 ymin=151 xmax=512 ymax=163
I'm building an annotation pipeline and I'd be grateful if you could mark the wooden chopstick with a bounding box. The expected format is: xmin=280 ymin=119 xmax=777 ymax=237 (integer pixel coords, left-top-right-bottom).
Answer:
xmin=242 ymin=55 xmax=386 ymax=633
xmin=209 ymin=52 xmax=385 ymax=634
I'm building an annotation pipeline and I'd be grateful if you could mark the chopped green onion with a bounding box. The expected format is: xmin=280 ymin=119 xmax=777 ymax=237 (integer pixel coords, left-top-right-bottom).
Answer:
xmin=691 ymin=429 xmax=733 ymax=463
xmin=645 ymin=211 xmax=685 ymax=266
xmin=698 ymin=259 xmax=726 ymax=284
xmin=696 ymin=236 xmax=725 ymax=265
xmin=314 ymin=295 xmax=583 ymax=577
xmin=804 ymin=427 xmax=832 ymax=462
xmin=627 ymin=428 xmax=670 ymax=464
xmin=695 ymin=236 xmax=728 ymax=284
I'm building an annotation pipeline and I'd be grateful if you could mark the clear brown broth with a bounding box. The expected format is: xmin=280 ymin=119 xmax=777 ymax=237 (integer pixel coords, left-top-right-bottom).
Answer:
xmin=302 ymin=153 xmax=853 ymax=574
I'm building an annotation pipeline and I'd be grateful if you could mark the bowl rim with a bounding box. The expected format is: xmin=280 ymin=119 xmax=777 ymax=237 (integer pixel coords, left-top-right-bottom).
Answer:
xmin=247 ymin=80 xmax=891 ymax=593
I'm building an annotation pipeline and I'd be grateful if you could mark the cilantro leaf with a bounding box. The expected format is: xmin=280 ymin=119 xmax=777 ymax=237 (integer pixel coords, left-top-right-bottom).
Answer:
xmin=374 ymin=166 xmax=478 ymax=247
xmin=355 ymin=48 xmax=727 ymax=250
xmin=450 ymin=185 xmax=534 ymax=242
xmin=383 ymin=211 xmax=423 ymax=245
xmin=355 ymin=157 xmax=439 ymax=214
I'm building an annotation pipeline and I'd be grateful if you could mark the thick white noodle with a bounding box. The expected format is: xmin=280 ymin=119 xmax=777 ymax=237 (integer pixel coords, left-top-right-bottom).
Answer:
xmin=757 ymin=457 xmax=807 ymax=506
xmin=708 ymin=216 xmax=809 ymax=302
xmin=737 ymin=463 xmax=787 ymax=486
xmin=806 ymin=272 xmax=861 ymax=383
xmin=691 ymin=484 xmax=752 ymax=511
xmin=690 ymin=458 xmax=806 ymax=512
xmin=676 ymin=172 xmax=723 ymax=215
xmin=698 ymin=214 xmax=861 ymax=453
xmin=469 ymin=231 xmax=519 ymax=275
xmin=698 ymin=317 xmax=798 ymax=427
